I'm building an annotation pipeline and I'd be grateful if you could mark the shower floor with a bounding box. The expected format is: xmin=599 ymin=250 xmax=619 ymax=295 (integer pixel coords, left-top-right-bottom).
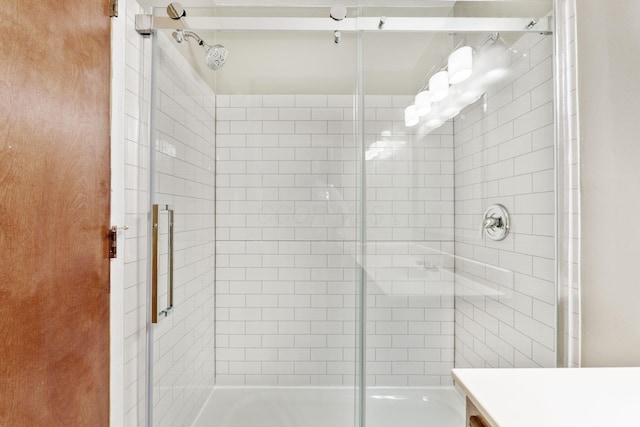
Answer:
xmin=192 ymin=387 xmax=464 ymax=427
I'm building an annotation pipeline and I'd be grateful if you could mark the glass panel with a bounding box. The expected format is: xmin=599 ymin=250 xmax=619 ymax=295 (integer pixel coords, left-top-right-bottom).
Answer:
xmin=149 ymin=30 xmax=217 ymax=426
xmin=361 ymin=17 xmax=556 ymax=427
xmin=361 ymin=29 xmax=465 ymax=427
xmin=148 ymin=16 xmax=362 ymax=426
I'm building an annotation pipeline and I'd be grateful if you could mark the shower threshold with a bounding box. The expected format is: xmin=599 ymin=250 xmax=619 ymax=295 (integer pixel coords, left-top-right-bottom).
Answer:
xmin=192 ymin=386 xmax=464 ymax=427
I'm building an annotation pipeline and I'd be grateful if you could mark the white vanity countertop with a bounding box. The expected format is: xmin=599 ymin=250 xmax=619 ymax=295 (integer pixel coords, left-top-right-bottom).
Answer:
xmin=452 ymin=367 xmax=640 ymax=427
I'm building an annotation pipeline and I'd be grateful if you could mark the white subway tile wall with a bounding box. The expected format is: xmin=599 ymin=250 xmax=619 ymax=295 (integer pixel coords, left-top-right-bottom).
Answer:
xmin=453 ymin=34 xmax=557 ymax=369
xmin=216 ymin=94 xmax=360 ymax=386
xmin=217 ymin=95 xmax=456 ymax=387
xmin=150 ymin=33 xmax=216 ymax=426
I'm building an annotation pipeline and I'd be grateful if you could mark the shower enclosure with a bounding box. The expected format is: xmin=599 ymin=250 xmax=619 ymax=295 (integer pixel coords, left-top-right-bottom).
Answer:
xmin=134 ymin=1 xmax=576 ymax=425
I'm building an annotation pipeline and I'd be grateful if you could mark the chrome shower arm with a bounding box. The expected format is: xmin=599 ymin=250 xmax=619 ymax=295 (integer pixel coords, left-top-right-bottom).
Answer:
xmin=174 ymin=30 xmax=209 ymax=48
xmin=182 ymin=30 xmax=204 ymax=46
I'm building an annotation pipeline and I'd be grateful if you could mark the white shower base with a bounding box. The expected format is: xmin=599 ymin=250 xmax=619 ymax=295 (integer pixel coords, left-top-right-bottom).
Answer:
xmin=192 ymin=387 xmax=464 ymax=427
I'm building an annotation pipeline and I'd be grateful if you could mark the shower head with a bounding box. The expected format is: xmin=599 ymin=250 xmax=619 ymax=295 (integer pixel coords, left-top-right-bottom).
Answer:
xmin=204 ymin=44 xmax=228 ymax=71
xmin=172 ymin=30 xmax=227 ymax=70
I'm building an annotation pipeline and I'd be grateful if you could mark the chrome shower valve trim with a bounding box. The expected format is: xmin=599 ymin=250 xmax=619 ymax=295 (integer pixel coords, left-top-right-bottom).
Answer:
xmin=480 ymin=204 xmax=510 ymax=241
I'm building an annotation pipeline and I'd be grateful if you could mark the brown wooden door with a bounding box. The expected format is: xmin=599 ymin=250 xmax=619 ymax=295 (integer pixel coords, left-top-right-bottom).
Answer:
xmin=0 ymin=1 xmax=111 ymax=425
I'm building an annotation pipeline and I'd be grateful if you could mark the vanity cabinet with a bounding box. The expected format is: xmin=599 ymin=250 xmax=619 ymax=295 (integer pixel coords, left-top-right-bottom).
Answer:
xmin=466 ymin=398 xmax=492 ymax=427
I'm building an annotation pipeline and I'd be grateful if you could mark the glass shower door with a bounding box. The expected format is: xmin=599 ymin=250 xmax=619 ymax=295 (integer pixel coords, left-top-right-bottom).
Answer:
xmin=360 ymin=29 xmax=463 ymax=426
xmin=148 ymin=29 xmax=217 ymax=426
xmin=360 ymin=14 xmax=558 ymax=427
xmin=147 ymin=15 xmax=363 ymax=426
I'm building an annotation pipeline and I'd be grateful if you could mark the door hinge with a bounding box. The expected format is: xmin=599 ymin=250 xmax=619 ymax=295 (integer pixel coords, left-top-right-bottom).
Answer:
xmin=109 ymin=0 xmax=118 ymax=17
xmin=109 ymin=226 xmax=129 ymax=259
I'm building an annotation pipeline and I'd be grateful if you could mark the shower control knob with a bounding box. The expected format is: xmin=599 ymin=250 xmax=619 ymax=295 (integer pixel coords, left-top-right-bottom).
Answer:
xmin=480 ymin=204 xmax=510 ymax=241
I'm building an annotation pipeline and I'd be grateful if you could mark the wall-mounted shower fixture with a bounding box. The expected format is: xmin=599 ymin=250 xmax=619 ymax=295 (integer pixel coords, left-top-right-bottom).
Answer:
xmin=480 ymin=204 xmax=510 ymax=241
xmin=165 ymin=2 xmax=227 ymax=70
xmin=172 ymin=29 xmax=228 ymax=70
xmin=334 ymin=31 xmax=342 ymax=44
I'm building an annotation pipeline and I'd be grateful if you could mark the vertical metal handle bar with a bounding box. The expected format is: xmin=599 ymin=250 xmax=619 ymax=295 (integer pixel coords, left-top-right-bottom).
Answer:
xmin=165 ymin=208 xmax=174 ymax=315
xmin=151 ymin=204 xmax=159 ymax=324
xmin=152 ymin=204 xmax=174 ymax=323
